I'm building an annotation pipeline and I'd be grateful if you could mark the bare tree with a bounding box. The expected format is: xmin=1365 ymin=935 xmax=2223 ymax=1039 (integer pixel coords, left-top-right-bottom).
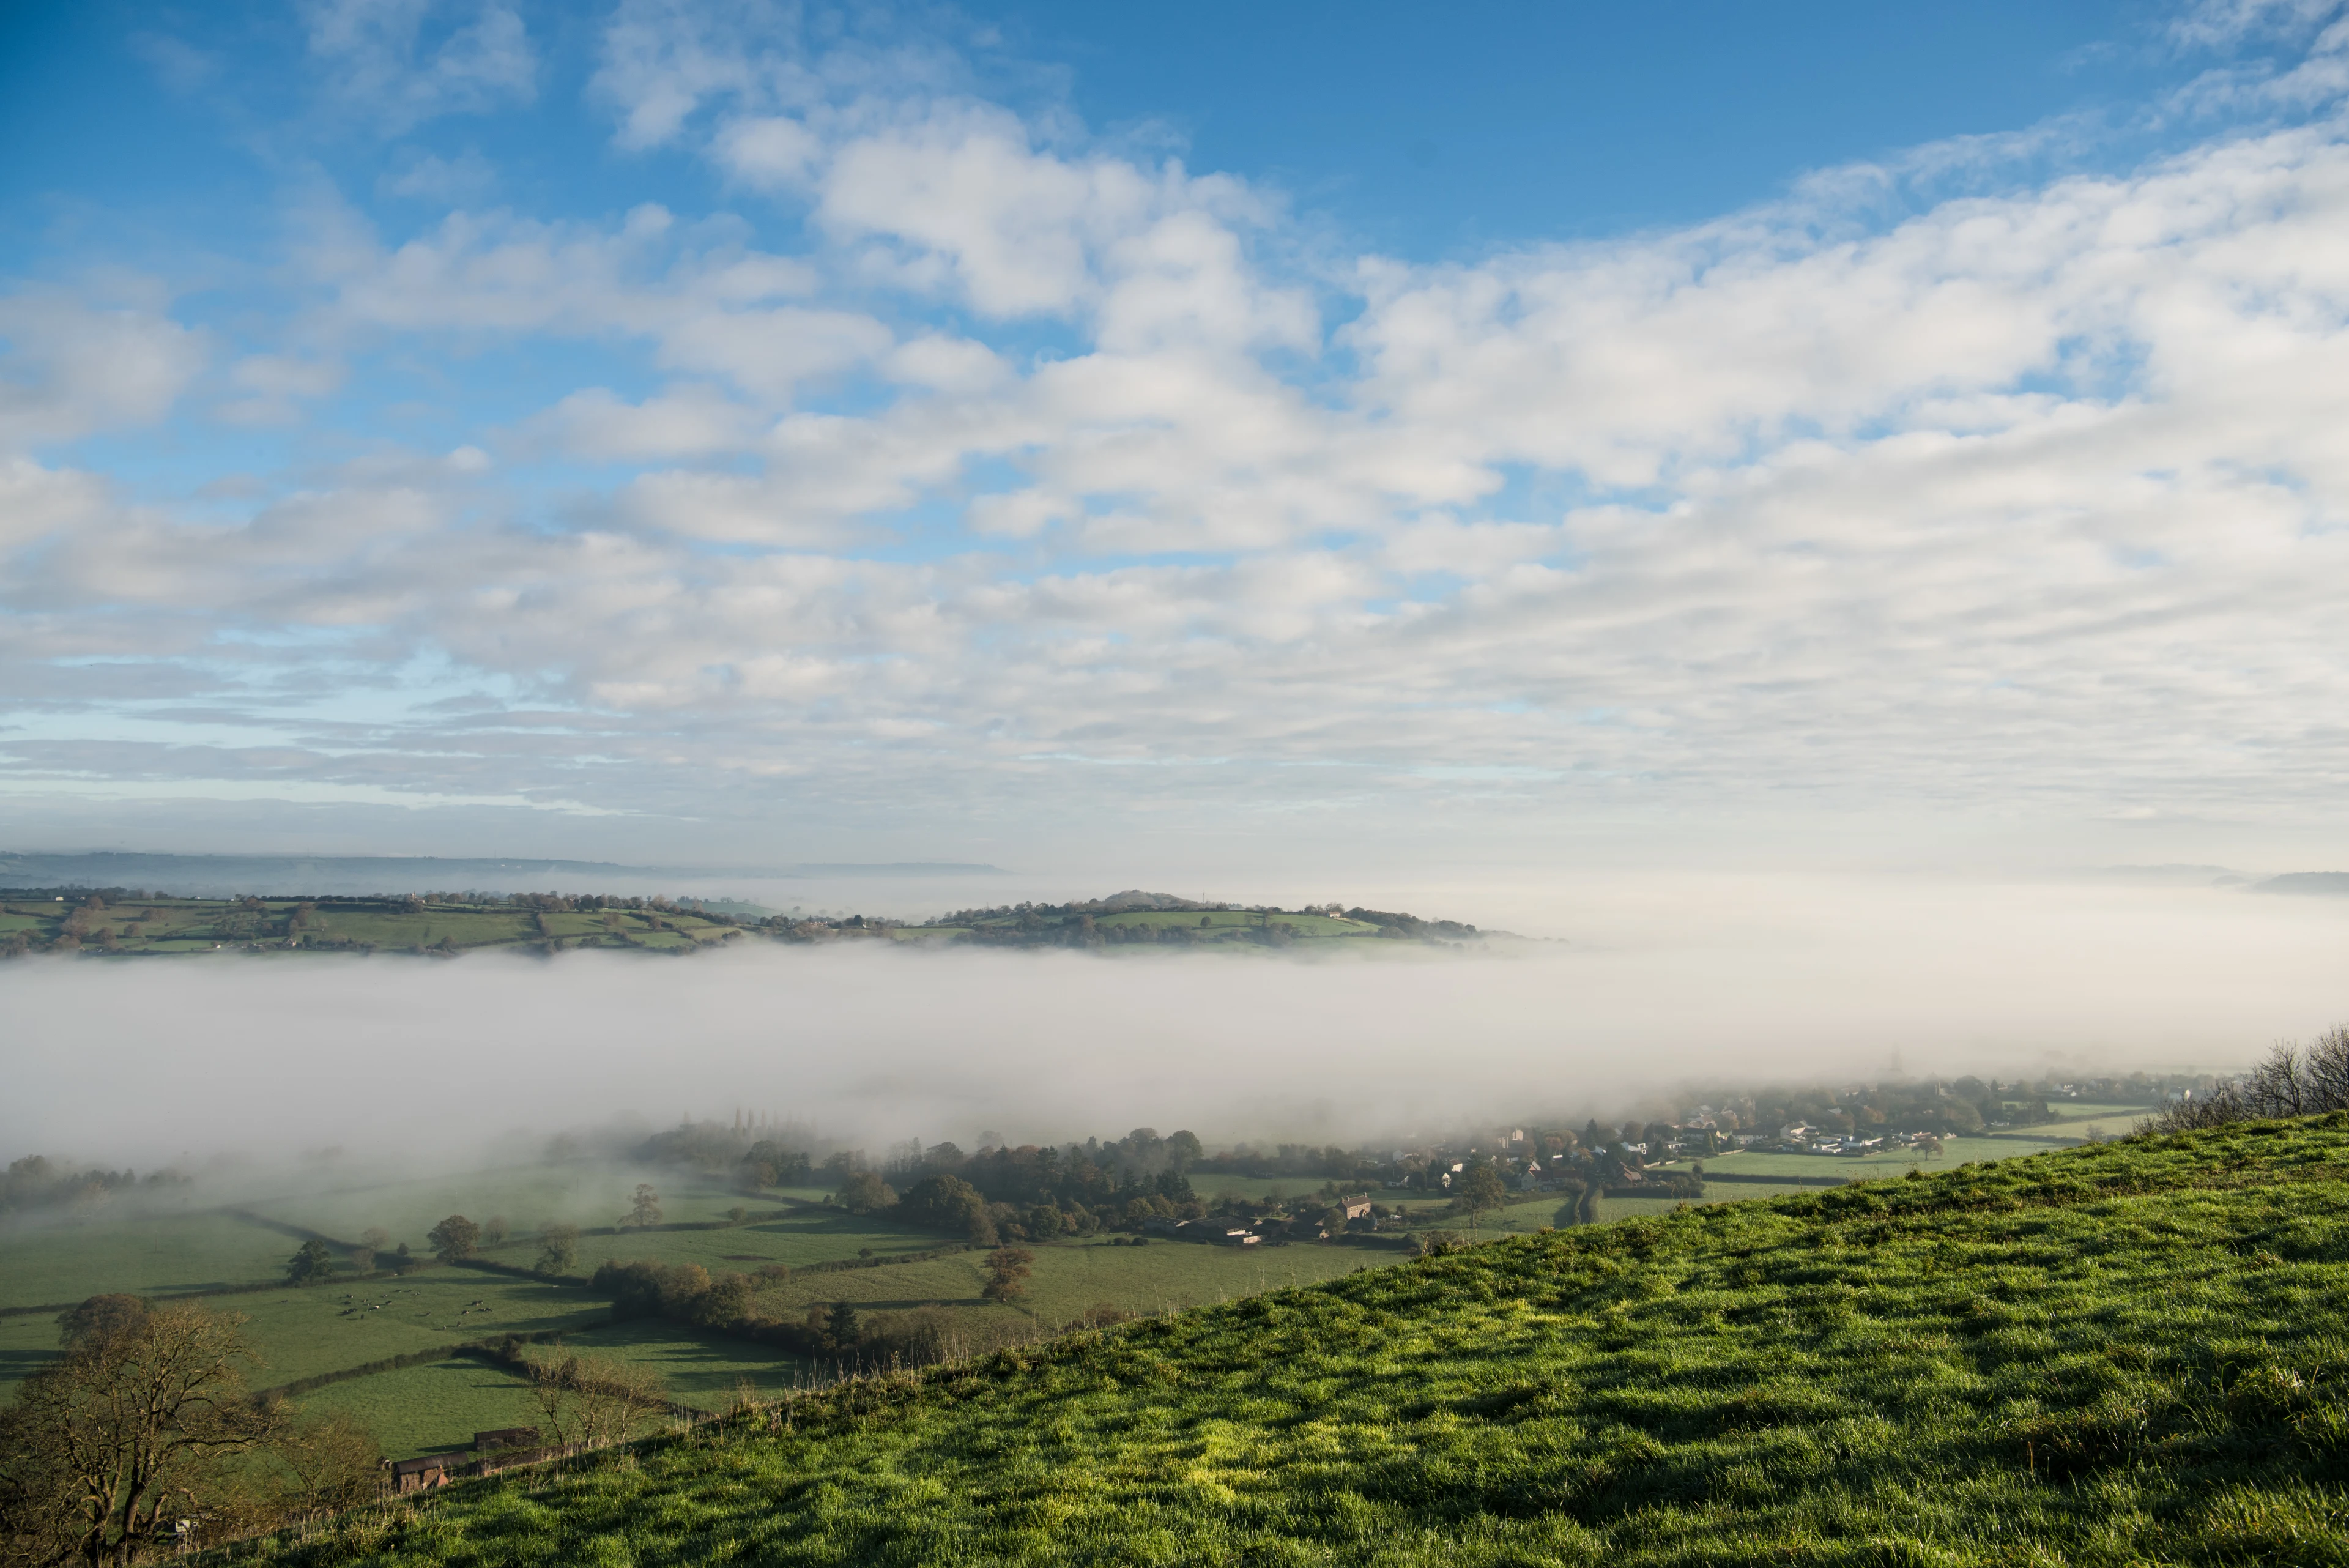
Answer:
xmin=273 ymin=1410 xmax=381 ymax=1514
xmin=530 ymin=1354 xmax=668 ymax=1450
xmin=0 ymin=1305 xmax=283 ymax=1567
xmin=2141 ymin=1027 xmax=2349 ymax=1133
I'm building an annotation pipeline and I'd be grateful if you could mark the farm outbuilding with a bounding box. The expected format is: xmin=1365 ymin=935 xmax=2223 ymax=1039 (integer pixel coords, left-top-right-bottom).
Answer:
xmin=390 ymin=1455 xmax=456 ymax=1493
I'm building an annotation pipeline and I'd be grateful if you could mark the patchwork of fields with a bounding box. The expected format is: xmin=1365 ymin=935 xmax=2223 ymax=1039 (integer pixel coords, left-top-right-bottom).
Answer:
xmin=0 ymin=1169 xmax=1424 ymax=1457
xmin=220 ymin=1117 xmax=2349 ymax=1567
xmin=0 ymin=894 xmax=744 ymax=957
xmin=0 ymin=1125 xmax=2143 ymax=1462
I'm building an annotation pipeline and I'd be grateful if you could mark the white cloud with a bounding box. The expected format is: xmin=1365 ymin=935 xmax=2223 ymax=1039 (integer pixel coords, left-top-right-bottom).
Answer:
xmin=217 ymin=354 xmax=347 ymax=427
xmin=655 ymin=304 xmax=894 ymax=401
xmin=303 ymin=0 xmax=536 ymax=131
xmin=716 ymin=114 xmax=823 ymax=190
xmin=377 ymin=146 xmax=501 ymax=203
xmin=531 ymin=384 xmax=762 ymax=461
xmin=0 ymin=292 xmax=207 ymax=451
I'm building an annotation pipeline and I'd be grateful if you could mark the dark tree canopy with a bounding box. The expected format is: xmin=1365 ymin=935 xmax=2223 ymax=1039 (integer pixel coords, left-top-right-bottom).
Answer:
xmin=285 ymin=1238 xmax=335 ymax=1285
xmin=426 ymin=1214 xmax=480 ymax=1263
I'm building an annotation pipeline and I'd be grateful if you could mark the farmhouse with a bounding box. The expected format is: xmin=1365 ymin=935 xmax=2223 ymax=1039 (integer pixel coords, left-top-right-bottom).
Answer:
xmin=1337 ymin=1194 xmax=1373 ymax=1222
xmin=389 ymin=1455 xmax=456 ymax=1493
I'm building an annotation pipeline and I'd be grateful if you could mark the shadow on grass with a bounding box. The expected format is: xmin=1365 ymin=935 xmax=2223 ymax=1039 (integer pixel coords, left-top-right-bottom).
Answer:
xmin=0 ymin=1345 xmax=61 ymax=1383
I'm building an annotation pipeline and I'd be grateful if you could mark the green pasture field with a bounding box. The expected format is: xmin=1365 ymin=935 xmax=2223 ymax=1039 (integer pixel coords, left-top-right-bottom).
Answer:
xmin=298 ymin=1358 xmax=550 ymax=1461
xmin=303 ymin=1320 xmax=800 ymax=1460
xmin=239 ymin=1115 xmax=2349 ymax=1567
xmin=243 ymin=1275 xmax=612 ymax=1381
xmin=549 ymin=1206 xmax=944 ymax=1279
xmin=223 ymin=1290 xmax=469 ymax=1390
xmin=1195 ymin=1176 xmax=1332 ymax=1203
xmin=1698 ymin=1132 xmax=2070 ymax=1178
xmin=0 ymin=1209 xmax=291 ymax=1309
xmin=752 ymin=1234 xmax=1400 ymax=1332
xmin=237 ymin=1165 xmax=737 ymax=1247
xmin=2023 ymin=1104 xmax=2151 ymax=1137
xmin=524 ymin=1320 xmax=807 ymax=1412
xmin=0 ymin=1313 xmax=59 ymax=1397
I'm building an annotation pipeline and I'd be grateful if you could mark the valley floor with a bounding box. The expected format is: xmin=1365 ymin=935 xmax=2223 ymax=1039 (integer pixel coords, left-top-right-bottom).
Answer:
xmin=215 ymin=1116 xmax=2349 ymax=1566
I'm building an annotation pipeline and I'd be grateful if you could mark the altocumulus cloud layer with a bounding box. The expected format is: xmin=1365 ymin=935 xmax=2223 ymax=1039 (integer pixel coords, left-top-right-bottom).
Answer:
xmin=9 ymin=877 xmax=2349 ymax=1163
xmin=9 ymin=2 xmax=2349 ymax=867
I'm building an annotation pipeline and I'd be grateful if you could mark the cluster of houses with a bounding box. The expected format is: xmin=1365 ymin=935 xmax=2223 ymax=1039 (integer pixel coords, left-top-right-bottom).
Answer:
xmin=1754 ymin=1124 xmax=1940 ymax=1157
xmin=1143 ymin=1194 xmax=1378 ymax=1247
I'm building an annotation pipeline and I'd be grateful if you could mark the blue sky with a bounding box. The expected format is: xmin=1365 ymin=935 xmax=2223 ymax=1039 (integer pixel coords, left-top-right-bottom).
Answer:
xmin=0 ymin=3 xmax=2265 ymax=263
xmin=5 ymin=0 xmax=2349 ymax=880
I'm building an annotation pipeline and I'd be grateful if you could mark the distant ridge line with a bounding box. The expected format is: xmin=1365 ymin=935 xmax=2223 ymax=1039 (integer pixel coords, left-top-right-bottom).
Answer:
xmin=2251 ymin=872 xmax=2349 ymax=897
xmin=0 ymin=851 xmax=1007 ymax=897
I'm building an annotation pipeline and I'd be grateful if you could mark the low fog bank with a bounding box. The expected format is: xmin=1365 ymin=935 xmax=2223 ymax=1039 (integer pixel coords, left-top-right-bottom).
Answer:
xmin=7 ymin=874 xmax=2348 ymax=1176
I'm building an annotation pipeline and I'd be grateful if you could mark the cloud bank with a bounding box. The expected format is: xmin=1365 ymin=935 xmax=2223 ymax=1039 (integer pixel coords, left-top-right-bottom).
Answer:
xmin=9 ymin=874 xmax=2348 ymax=1166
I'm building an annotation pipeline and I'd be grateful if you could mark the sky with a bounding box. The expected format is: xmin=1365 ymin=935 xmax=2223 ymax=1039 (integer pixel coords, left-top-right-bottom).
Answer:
xmin=7 ymin=0 xmax=2349 ymax=896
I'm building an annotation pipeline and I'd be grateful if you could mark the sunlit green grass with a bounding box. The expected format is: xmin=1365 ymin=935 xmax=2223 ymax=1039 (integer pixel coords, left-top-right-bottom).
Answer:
xmin=250 ymin=1115 xmax=2349 ymax=1566
xmin=756 ymin=1234 xmax=1392 ymax=1333
xmin=555 ymin=1206 xmax=944 ymax=1278
xmin=300 ymin=1358 xmax=548 ymax=1460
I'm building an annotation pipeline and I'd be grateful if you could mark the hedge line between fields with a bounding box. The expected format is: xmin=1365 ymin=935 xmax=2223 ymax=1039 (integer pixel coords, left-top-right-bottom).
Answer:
xmin=1699 ymin=1171 xmax=1861 ymax=1187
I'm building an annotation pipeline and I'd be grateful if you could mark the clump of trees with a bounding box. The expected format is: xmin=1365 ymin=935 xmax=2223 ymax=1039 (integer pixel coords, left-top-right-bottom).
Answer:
xmin=894 ymin=1175 xmax=995 ymax=1243
xmin=0 ymin=1157 xmax=188 ymax=1222
xmin=836 ymin=1173 xmax=897 ymax=1214
xmin=593 ymin=1260 xmax=757 ymax=1333
xmin=426 ymin=1215 xmax=480 ymax=1263
xmin=284 ymin=1240 xmax=335 ymax=1286
xmin=736 ymin=1140 xmax=812 ymax=1192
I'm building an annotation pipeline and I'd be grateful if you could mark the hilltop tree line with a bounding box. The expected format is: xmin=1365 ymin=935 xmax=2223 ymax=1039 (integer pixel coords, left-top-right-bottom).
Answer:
xmin=915 ymin=893 xmax=1479 ymax=949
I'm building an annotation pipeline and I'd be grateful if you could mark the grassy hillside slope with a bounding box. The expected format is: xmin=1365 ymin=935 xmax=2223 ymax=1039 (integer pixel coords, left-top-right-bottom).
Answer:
xmin=254 ymin=1118 xmax=2349 ymax=1566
